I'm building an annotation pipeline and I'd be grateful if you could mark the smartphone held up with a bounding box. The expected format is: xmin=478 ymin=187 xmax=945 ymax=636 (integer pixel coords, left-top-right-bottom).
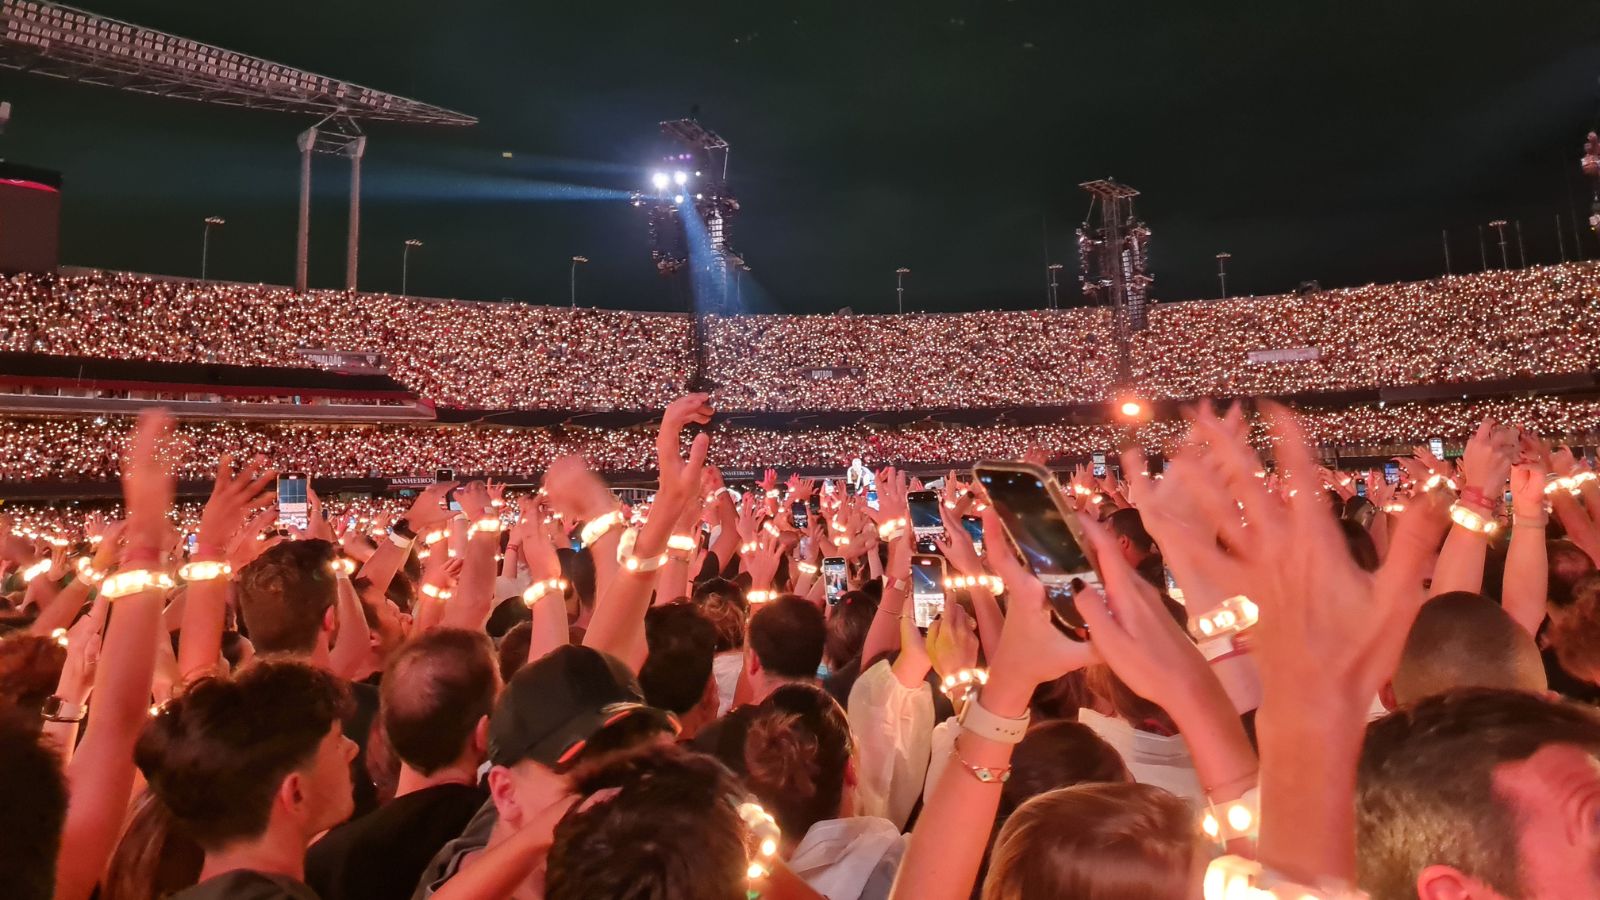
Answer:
xmin=972 ymin=461 xmax=1100 ymax=641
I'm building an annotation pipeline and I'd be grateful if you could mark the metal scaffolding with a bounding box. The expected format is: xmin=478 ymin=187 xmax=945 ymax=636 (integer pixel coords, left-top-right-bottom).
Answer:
xmin=1077 ymin=178 xmax=1153 ymax=383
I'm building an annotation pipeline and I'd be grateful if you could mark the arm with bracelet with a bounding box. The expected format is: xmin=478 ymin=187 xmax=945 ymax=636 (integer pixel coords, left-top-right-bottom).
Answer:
xmin=441 ymin=481 xmax=502 ymax=630
xmin=1429 ymin=420 xmax=1515 ymax=596
xmin=358 ymin=481 xmax=456 ymax=601
xmin=519 ymin=499 xmax=572 ymax=663
xmin=861 ymin=468 xmax=913 ymax=670
xmin=1503 ymin=458 xmax=1551 ymax=636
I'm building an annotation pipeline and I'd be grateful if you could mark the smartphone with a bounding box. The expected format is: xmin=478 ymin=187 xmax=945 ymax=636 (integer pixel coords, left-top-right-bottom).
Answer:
xmin=866 ymin=488 xmax=879 ymax=510
xmin=973 ymin=461 xmax=1100 ymax=640
xmin=278 ymin=472 xmax=309 ymax=529
xmin=822 ymin=557 xmax=847 ymax=605
xmin=911 ymin=554 xmax=946 ymax=629
xmin=185 ymin=533 xmax=199 ymax=556
xmin=1383 ymin=461 xmax=1400 ymax=484
xmin=791 ymin=500 xmax=808 ymax=530
xmin=961 ymin=515 xmax=985 ymax=554
xmin=1355 ymin=480 xmax=1367 ymax=498
xmin=1428 ymin=437 xmax=1445 ymax=459
xmin=1092 ymin=452 xmax=1107 ymax=478
xmin=908 ymin=490 xmax=943 ymax=553
xmin=436 ymin=468 xmax=461 ymax=512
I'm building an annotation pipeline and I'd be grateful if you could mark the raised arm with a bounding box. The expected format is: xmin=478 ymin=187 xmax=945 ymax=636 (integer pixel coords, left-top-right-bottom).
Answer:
xmin=178 ymin=454 xmax=276 ymax=680
xmin=1503 ymin=456 xmax=1551 ymax=635
xmin=1429 ymin=419 xmax=1515 ymax=596
xmin=861 ymin=468 xmax=912 ymax=668
xmin=441 ymin=481 xmax=501 ymax=630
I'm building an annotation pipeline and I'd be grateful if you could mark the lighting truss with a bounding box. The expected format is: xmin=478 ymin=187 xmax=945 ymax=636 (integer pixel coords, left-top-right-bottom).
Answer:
xmin=0 ymin=0 xmax=475 ymax=126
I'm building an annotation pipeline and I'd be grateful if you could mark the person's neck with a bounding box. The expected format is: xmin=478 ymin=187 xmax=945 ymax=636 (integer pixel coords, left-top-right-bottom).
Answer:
xmin=394 ymin=758 xmax=481 ymax=798
xmin=197 ymin=825 xmax=309 ymax=886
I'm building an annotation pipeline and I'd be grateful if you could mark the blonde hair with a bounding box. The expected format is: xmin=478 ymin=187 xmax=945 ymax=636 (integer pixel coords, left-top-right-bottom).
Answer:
xmin=981 ymin=782 xmax=1199 ymax=900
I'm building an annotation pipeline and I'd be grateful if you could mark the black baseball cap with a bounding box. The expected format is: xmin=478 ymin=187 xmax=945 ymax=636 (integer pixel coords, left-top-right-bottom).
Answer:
xmin=487 ymin=644 xmax=677 ymax=769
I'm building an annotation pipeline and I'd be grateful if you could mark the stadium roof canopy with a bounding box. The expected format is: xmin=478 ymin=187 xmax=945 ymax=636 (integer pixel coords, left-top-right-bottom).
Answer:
xmin=0 ymin=0 xmax=476 ymax=126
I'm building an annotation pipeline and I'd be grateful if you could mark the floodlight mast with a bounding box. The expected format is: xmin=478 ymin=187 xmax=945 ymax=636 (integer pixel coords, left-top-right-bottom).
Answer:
xmin=1077 ymin=178 xmax=1152 ymax=387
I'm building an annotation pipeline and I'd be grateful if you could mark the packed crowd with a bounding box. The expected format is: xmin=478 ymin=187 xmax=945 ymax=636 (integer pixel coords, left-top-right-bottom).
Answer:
xmin=5 ymin=392 xmax=1600 ymax=900
xmin=3 ymin=264 xmax=1598 ymax=414
xmin=2 ymin=396 xmax=1600 ymax=484
xmin=0 ymin=272 xmax=694 ymax=411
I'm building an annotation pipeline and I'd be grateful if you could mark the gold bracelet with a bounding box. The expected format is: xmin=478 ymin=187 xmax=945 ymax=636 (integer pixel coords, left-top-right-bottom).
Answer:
xmin=949 ymin=747 xmax=1010 ymax=784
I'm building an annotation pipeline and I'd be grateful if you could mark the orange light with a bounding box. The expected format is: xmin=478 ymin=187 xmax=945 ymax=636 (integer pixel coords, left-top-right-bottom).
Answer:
xmin=1119 ymin=400 xmax=1144 ymax=418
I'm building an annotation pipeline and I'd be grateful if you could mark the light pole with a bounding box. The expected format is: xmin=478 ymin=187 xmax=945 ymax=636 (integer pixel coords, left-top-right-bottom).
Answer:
xmin=1215 ymin=252 xmax=1232 ymax=299
xmin=401 ymin=239 xmax=422 ymax=296
xmin=1046 ymin=263 xmax=1063 ymax=310
xmin=570 ymin=255 xmax=589 ymax=308
xmin=200 ymin=216 xmax=225 ymax=281
xmin=895 ymin=267 xmax=910 ymax=315
xmin=1489 ymin=220 xmax=1510 ymax=269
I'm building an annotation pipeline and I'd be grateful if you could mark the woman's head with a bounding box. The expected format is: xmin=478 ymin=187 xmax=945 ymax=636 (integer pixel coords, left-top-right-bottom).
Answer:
xmin=742 ymin=683 xmax=853 ymax=841
xmin=999 ymin=720 xmax=1131 ymax=820
xmin=824 ymin=590 xmax=875 ymax=670
xmin=546 ymin=743 xmax=756 ymax=900
xmin=693 ymin=577 xmax=748 ymax=653
xmin=982 ymin=782 xmax=1201 ymax=900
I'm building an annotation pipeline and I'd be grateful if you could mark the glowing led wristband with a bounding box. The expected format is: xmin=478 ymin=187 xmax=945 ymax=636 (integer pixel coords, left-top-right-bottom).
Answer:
xmin=521 ymin=577 xmax=569 ymax=607
xmin=1421 ymin=472 xmax=1458 ymax=494
xmin=329 ymin=556 xmax=356 ymax=577
xmin=101 ymin=569 xmax=175 ymax=599
xmin=615 ymin=529 xmax=667 ymax=573
xmin=667 ymin=533 xmax=698 ymax=554
xmin=20 ymin=559 xmax=51 ymax=583
xmin=1189 ymin=595 xmax=1259 ymax=641
xmin=73 ymin=556 xmax=107 ymax=585
xmin=420 ymin=528 xmax=449 ymax=546
xmin=740 ymin=540 xmax=761 ymax=555
xmin=50 ymin=627 xmax=69 ymax=648
xmin=467 ymin=516 xmax=503 ymax=537
xmin=762 ymin=520 xmax=781 ymax=538
xmin=490 ymin=499 xmax=506 ymax=509
xmin=1380 ymin=501 xmax=1407 ymax=514
xmin=420 ymin=581 xmax=452 ymax=601
xmin=1448 ymin=501 xmax=1499 ymax=536
xmin=877 ymin=517 xmax=908 ymax=541
xmin=737 ymin=802 xmax=782 ymax=882
xmin=1200 ymin=787 xmax=1260 ymax=843
xmin=797 ymin=561 xmax=819 ymax=576
xmin=765 ymin=489 xmax=781 ymax=499
xmin=747 ymin=589 xmax=777 ymax=603
xmin=944 ymin=573 xmax=1004 ymax=594
xmin=179 ymin=560 xmax=233 ymax=582
xmin=939 ymin=667 xmax=989 ymax=700
xmin=1202 ymin=855 xmax=1364 ymax=900
xmin=580 ymin=510 xmax=624 ymax=548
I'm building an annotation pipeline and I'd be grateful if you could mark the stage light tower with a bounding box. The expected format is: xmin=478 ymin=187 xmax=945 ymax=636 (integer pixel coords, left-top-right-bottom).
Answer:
xmin=200 ymin=216 xmax=226 ymax=282
xmin=570 ymin=255 xmax=589 ymax=307
xmin=1215 ymin=252 xmax=1231 ymax=299
xmin=1488 ymin=220 xmax=1510 ymax=269
xmin=895 ymin=267 xmax=910 ymax=314
xmin=1046 ymin=263 xmax=1063 ymax=310
xmin=401 ymin=239 xmax=422 ymax=296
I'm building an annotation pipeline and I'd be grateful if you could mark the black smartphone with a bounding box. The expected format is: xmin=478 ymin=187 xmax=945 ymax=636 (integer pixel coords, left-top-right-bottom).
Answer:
xmin=791 ymin=500 xmax=808 ymax=530
xmin=277 ymin=472 xmax=309 ymax=529
xmin=911 ymin=554 xmax=946 ymax=629
xmin=822 ymin=557 xmax=847 ymax=604
xmin=1355 ymin=479 xmax=1367 ymax=498
xmin=436 ymin=468 xmax=461 ymax=512
xmin=961 ymin=515 xmax=985 ymax=554
xmin=1384 ymin=461 xmax=1400 ymax=484
xmin=908 ymin=490 xmax=943 ymax=553
xmin=973 ymin=461 xmax=1100 ymax=640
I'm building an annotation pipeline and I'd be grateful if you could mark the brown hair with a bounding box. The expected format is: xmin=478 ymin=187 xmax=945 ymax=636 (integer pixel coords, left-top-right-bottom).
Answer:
xmin=981 ymin=783 xmax=1198 ymax=900
xmin=101 ymin=788 xmax=203 ymax=900
xmin=693 ymin=577 xmax=747 ymax=653
xmin=742 ymin=683 xmax=852 ymax=842
xmin=380 ymin=628 xmax=498 ymax=775
xmin=0 ymin=633 xmax=66 ymax=717
xmin=1550 ymin=575 xmax=1600 ymax=684
xmin=236 ymin=540 xmax=338 ymax=654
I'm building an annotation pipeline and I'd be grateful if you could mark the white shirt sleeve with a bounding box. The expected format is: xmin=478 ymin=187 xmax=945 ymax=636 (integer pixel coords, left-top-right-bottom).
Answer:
xmin=921 ymin=716 xmax=960 ymax=800
xmin=846 ymin=660 xmax=935 ymax=830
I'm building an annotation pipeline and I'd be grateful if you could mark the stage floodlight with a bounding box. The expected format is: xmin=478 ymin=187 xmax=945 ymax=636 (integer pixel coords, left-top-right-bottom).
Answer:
xmin=673 ymin=170 xmax=688 ymax=186
xmin=651 ymin=172 xmax=670 ymax=190
xmin=673 ymin=194 xmax=686 ymax=204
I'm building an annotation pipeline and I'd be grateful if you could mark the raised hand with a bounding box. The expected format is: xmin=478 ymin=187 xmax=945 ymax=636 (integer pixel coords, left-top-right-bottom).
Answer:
xmin=658 ymin=393 xmax=713 ymax=479
xmin=120 ymin=408 xmax=179 ymax=534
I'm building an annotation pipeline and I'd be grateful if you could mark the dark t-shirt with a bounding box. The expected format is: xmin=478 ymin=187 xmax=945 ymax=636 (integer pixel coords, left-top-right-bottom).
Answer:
xmin=306 ymin=782 xmax=487 ymax=900
xmin=169 ymin=870 xmax=319 ymax=900
xmin=690 ymin=704 xmax=760 ymax=775
xmin=344 ymin=680 xmax=381 ymax=819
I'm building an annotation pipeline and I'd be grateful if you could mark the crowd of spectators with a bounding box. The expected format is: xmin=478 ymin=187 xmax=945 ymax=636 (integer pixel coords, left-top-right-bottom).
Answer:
xmin=1 ymin=395 xmax=1598 ymax=484
xmin=3 ymin=263 xmax=1598 ymax=414
xmin=0 ymin=272 xmax=693 ymax=411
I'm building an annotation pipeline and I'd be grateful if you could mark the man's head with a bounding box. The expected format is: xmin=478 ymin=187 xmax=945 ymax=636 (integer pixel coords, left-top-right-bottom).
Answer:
xmin=1357 ymin=688 xmax=1600 ymax=900
xmin=1549 ymin=577 xmax=1600 ymax=686
xmin=640 ymin=602 xmax=718 ymax=725
xmin=1388 ymin=592 xmax=1547 ymax=707
xmin=236 ymin=539 xmax=339 ymax=656
xmin=380 ymin=628 xmax=499 ymax=776
xmin=1548 ymin=540 xmax=1596 ymax=609
xmin=1106 ymin=508 xmax=1156 ymax=567
xmin=0 ymin=708 xmax=66 ymax=900
xmin=485 ymin=645 xmax=676 ymax=832
xmin=136 ymin=658 xmax=356 ymax=852
xmin=746 ymin=596 xmax=826 ymax=700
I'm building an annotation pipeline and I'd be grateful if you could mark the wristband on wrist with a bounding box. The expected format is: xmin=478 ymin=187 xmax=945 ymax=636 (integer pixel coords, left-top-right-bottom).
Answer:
xmin=1200 ymin=786 xmax=1260 ymax=843
xmin=1189 ymin=595 xmax=1260 ymax=641
xmin=420 ymin=528 xmax=449 ymax=546
xmin=884 ymin=575 xmax=909 ymax=593
xmin=747 ymin=589 xmax=777 ymax=604
xmin=179 ymin=560 xmax=233 ymax=582
xmin=944 ymin=573 xmax=1004 ymax=594
xmin=616 ymin=528 xmax=667 ymax=573
xmin=391 ymin=519 xmax=418 ymax=540
xmin=876 ymin=517 xmax=908 ymax=542
xmin=467 ymin=516 xmax=503 ymax=537
xmin=939 ymin=667 xmax=988 ymax=703
xmin=1422 ymin=472 xmax=1458 ymax=494
xmin=20 ymin=558 xmax=51 ymax=583
xmin=40 ymin=695 xmax=86 ymax=724
xmin=521 ymin=577 xmax=569 ymax=607
xmin=580 ymin=510 xmax=625 ymax=548
xmin=419 ymin=581 xmax=452 ymax=601
xmin=387 ymin=528 xmax=415 ymax=550
xmin=49 ymin=627 xmax=69 ymax=648
xmin=101 ymin=569 xmax=175 ymax=600
xmin=1202 ymin=855 xmax=1362 ymax=900
xmin=1449 ymin=501 xmax=1499 ymax=537
xmin=796 ymin=560 xmax=819 ymax=576
xmin=328 ymin=556 xmax=356 ymax=577
xmin=956 ymin=689 xmax=1030 ymax=744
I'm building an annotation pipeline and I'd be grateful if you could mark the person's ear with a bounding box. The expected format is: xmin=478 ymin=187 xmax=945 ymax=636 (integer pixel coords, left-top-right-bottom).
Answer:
xmin=843 ymin=754 xmax=858 ymax=788
xmin=472 ymin=716 xmax=490 ymax=756
xmin=1415 ymin=864 xmax=1495 ymax=900
xmin=746 ymin=650 xmax=763 ymax=678
xmin=1378 ymin=681 xmax=1398 ymax=712
xmin=278 ymin=771 xmax=307 ymax=820
xmin=487 ymin=766 xmax=521 ymax=827
xmin=323 ymin=605 xmax=337 ymax=635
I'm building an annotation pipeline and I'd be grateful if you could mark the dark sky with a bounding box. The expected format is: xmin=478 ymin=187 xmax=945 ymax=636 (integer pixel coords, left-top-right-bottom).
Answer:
xmin=4 ymin=1 xmax=1600 ymax=313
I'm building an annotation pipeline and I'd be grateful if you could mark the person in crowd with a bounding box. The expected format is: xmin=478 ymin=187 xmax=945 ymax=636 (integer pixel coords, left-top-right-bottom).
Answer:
xmin=135 ymin=658 xmax=357 ymax=900
xmin=693 ymin=576 xmax=750 ymax=716
xmin=0 ymin=708 xmax=68 ymax=900
xmin=692 ymin=595 xmax=826 ymax=766
xmin=306 ymin=628 xmax=499 ymax=900
xmin=1385 ymin=592 xmax=1548 ymax=708
xmin=639 ymin=601 xmax=721 ymax=740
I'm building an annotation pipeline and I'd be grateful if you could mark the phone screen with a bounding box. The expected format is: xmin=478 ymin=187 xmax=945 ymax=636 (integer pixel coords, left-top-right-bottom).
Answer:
xmin=436 ymin=468 xmax=460 ymax=511
xmin=961 ymin=515 xmax=985 ymax=554
xmin=911 ymin=554 xmax=945 ymax=629
xmin=866 ymin=489 xmax=879 ymax=510
xmin=791 ymin=501 xmax=808 ymax=530
xmin=1428 ymin=438 xmax=1445 ymax=459
xmin=185 ymin=533 xmax=199 ymax=555
xmin=1092 ymin=452 xmax=1107 ymax=478
xmin=974 ymin=463 xmax=1099 ymax=639
xmin=822 ymin=557 xmax=847 ymax=604
xmin=278 ymin=473 xmax=309 ymax=529
xmin=1384 ymin=462 xmax=1400 ymax=484
xmin=1355 ymin=480 xmax=1367 ymax=498
xmin=908 ymin=490 xmax=943 ymax=552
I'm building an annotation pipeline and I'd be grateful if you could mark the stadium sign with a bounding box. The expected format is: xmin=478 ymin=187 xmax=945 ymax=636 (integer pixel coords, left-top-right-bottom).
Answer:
xmin=296 ymin=349 xmax=387 ymax=375
xmin=798 ymin=367 xmax=863 ymax=380
xmin=1246 ymin=347 xmax=1321 ymax=365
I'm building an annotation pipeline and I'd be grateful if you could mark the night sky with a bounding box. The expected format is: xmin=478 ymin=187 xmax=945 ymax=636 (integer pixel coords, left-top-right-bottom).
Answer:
xmin=4 ymin=1 xmax=1599 ymax=313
